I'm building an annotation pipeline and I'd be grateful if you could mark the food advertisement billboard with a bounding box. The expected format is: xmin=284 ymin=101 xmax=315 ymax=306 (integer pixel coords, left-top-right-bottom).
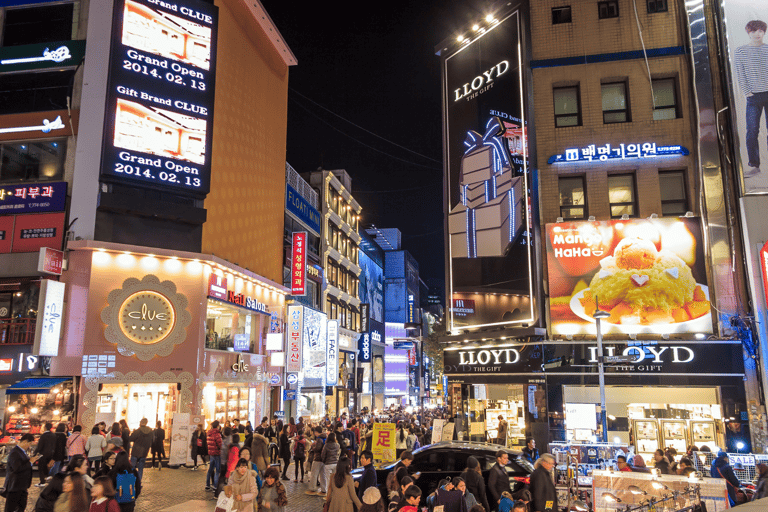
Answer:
xmin=546 ymin=218 xmax=712 ymax=335
xmin=101 ymin=0 xmax=217 ymax=197
xmin=722 ymin=1 xmax=768 ymax=194
xmin=442 ymin=9 xmax=535 ymax=332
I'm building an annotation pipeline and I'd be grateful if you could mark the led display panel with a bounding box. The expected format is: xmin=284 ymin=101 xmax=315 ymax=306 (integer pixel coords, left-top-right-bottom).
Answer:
xmin=546 ymin=217 xmax=712 ymax=336
xmin=442 ymin=9 xmax=534 ymax=332
xmin=359 ymin=251 xmax=384 ymax=323
xmin=101 ymin=0 xmax=217 ymax=197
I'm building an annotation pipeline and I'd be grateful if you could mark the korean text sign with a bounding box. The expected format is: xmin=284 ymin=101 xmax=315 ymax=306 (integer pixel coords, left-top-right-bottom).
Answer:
xmin=291 ymin=232 xmax=307 ymax=296
xmin=372 ymin=422 xmax=396 ymax=463
xmin=545 ymin=217 xmax=712 ymax=335
xmin=286 ymin=305 xmax=303 ymax=373
xmin=101 ymin=0 xmax=218 ymax=197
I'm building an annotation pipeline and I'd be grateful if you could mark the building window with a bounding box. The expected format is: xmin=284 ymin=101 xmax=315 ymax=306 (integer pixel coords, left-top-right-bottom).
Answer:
xmin=205 ymin=299 xmax=264 ymax=353
xmin=552 ymin=6 xmax=572 ymax=24
xmin=0 ymin=140 xmax=66 ymax=183
xmin=608 ymin=174 xmax=637 ymax=218
xmin=598 ymin=1 xmax=619 ymax=19
xmin=647 ymin=0 xmax=668 ymax=13
xmin=559 ymin=176 xmax=587 ymax=219
xmin=553 ymin=86 xmax=581 ymax=127
xmin=659 ymin=170 xmax=688 ymax=215
xmin=2 ymin=2 xmax=75 ymax=47
xmin=652 ymin=78 xmax=679 ymax=120
xmin=0 ymin=71 xmax=75 ymax=115
xmin=602 ymin=82 xmax=630 ymax=123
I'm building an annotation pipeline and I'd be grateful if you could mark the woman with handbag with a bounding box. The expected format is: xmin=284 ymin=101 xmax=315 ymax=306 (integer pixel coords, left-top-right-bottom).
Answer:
xmin=325 ymin=457 xmax=361 ymax=512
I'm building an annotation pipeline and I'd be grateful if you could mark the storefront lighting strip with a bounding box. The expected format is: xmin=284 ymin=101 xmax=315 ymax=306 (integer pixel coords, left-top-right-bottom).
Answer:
xmin=444 ymin=339 xmax=740 ymax=350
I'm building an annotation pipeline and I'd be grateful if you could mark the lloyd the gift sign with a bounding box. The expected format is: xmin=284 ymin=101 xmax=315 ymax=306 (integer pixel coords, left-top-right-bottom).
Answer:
xmin=547 ymin=143 xmax=689 ymax=164
xmin=291 ymin=232 xmax=307 ymax=296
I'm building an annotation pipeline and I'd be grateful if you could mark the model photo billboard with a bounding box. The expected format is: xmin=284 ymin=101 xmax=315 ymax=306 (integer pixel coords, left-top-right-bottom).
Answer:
xmin=722 ymin=1 xmax=768 ymax=194
xmin=442 ymin=9 xmax=533 ymax=332
xmin=101 ymin=0 xmax=217 ymax=197
xmin=359 ymin=251 xmax=384 ymax=323
xmin=545 ymin=217 xmax=712 ymax=336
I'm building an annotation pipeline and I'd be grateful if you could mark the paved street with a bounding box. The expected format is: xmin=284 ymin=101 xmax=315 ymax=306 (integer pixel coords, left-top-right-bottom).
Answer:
xmin=2 ymin=462 xmax=326 ymax=512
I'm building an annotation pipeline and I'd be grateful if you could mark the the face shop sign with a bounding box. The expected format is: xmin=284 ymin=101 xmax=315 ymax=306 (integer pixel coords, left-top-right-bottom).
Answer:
xmin=445 ymin=348 xmax=521 ymax=374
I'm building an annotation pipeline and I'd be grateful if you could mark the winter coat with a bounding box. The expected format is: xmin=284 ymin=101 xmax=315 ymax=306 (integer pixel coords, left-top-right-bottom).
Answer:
xmin=326 ymin=474 xmax=362 ymax=512
xmin=121 ymin=428 xmax=130 ymax=454
xmin=35 ymin=474 xmax=66 ymax=512
xmin=129 ymin=426 xmax=154 ymax=459
xmin=66 ymin=432 xmax=87 ymax=457
xmin=207 ymin=428 xmax=223 ymax=457
xmin=308 ymin=433 xmax=326 ymax=464
xmin=230 ymin=469 xmax=258 ymax=512
xmin=250 ymin=433 xmax=270 ymax=472
xmin=152 ymin=428 xmax=165 ymax=452
xmin=711 ymin=456 xmax=741 ymax=506
xmin=52 ymin=432 xmax=67 ymax=462
xmin=321 ymin=441 xmax=340 ymax=466
xmin=530 ymin=465 xmax=557 ymax=512
xmin=86 ymin=435 xmax=107 ymax=460
xmin=755 ymin=473 xmax=768 ymax=500
xmin=487 ymin=462 xmax=511 ymax=506
xmin=35 ymin=431 xmax=57 ymax=458
xmin=461 ymin=468 xmax=490 ymax=512
xmin=257 ymin=480 xmax=288 ymax=512
xmin=279 ymin=433 xmax=291 ymax=459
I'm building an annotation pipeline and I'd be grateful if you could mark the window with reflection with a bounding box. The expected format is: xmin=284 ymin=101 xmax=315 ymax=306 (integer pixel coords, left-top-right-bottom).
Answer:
xmin=659 ymin=170 xmax=688 ymax=215
xmin=608 ymin=174 xmax=637 ymax=218
xmin=0 ymin=140 xmax=66 ymax=182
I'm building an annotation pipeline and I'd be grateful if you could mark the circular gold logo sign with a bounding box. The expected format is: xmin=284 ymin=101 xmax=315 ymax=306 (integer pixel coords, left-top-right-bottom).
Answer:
xmin=118 ymin=291 xmax=175 ymax=344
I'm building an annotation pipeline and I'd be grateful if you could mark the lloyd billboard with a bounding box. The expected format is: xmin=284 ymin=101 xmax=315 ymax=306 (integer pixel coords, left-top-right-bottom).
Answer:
xmin=546 ymin=218 xmax=712 ymax=335
xmin=441 ymin=8 xmax=535 ymax=332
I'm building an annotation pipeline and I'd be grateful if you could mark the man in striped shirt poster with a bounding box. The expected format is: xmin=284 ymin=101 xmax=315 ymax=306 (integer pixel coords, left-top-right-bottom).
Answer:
xmin=735 ymin=20 xmax=768 ymax=177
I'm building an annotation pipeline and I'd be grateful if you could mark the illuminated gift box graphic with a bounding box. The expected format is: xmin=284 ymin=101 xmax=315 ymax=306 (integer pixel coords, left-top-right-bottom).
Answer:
xmin=449 ymin=117 xmax=523 ymax=258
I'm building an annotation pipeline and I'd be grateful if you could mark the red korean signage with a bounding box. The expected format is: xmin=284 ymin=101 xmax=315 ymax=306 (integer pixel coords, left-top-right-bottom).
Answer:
xmin=408 ymin=347 xmax=417 ymax=366
xmin=38 ymin=247 xmax=64 ymax=276
xmin=291 ymin=232 xmax=307 ymax=296
xmin=208 ymin=274 xmax=227 ymax=300
xmin=0 ymin=359 xmax=13 ymax=372
xmin=760 ymin=241 xmax=768 ymax=308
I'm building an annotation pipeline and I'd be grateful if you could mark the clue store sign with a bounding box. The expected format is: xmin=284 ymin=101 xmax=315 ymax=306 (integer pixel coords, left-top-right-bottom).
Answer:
xmin=0 ymin=182 xmax=67 ymax=214
xmin=0 ymin=40 xmax=86 ymax=73
xmin=286 ymin=305 xmax=303 ymax=373
xmin=101 ymin=0 xmax=218 ymax=197
xmin=291 ymin=232 xmax=307 ymax=296
xmin=33 ymin=279 xmax=65 ymax=357
xmin=547 ymin=143 xmax=689 ymax=164
xmin=327 ymin=319 xmax=339 ymax=386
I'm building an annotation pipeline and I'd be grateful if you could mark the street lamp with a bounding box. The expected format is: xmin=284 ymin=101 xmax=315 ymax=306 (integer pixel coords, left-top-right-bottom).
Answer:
xmin=593 ymin=300 xmax=610 ymax=443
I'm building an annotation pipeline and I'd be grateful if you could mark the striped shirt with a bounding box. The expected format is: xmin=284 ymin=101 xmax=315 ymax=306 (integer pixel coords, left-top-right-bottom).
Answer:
xmin=735 ymin=44 xmax=768 ymax=95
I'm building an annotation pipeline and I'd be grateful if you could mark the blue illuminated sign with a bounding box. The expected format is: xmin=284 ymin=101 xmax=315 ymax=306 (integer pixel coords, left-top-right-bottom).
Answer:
xmin=0 ymin=182 xmax=67 ymax=214
xmin=548 ymin=143 xmax=689 ymax=164
xmin=286 ymin=184 xmax=321 ymax=235
xmin=283 ymin=389 xmax=297 ymax=401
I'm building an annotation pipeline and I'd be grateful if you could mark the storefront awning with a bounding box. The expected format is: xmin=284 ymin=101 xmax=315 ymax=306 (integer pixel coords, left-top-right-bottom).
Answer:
xmin=6 ymin=377 xmax=70 ymax=395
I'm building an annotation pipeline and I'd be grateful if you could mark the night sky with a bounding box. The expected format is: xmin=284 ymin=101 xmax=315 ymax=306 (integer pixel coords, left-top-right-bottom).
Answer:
xmin=261 ymin=0 xmax=496 ymax=285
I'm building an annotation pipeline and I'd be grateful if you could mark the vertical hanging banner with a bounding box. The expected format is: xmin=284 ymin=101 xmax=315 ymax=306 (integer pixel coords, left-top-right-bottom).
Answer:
xmin=326 ymin=319 xmax=339 ymax=386
xmin=100 ymin=0 xmax=218 ymax=197
xmin=291 ymin=232 xmax=307 ymax=296
xmin=360 ymin=303 xmax=370 ymax=333
xmin=33 ymin=279 xmax=66 ymax=357
xmin=286 ymin=305 xmax=303 ymax=373
xmin=760 ymin=241 xmax=768 ymax=308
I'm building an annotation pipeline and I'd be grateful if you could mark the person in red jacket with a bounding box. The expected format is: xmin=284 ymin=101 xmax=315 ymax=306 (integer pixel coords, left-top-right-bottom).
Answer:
xmin=206 ymin=420 xmax=223 ymax=491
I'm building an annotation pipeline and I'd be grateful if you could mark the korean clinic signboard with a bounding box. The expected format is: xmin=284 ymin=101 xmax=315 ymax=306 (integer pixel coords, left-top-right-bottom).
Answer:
xmin=326 ymin=319 xmax=339 ymax=386
xmin=286 ymin=305 xmax=303 ymax=373
xmin=0 ymin=183 xmax=67 ymax=215
xmin=721 ymin=0 xmax=768 ymax=194
xmin=291 ymin=232 xmax=307 ymax=296
xmin=286 ymin=184 xmax=321 ymax=235
xmin=0 ymin=40 xmax=86 ymax=74
xmin=442 ymin=9 xmax=535 ymax=332
xmin=359 ymin=251 xmax=384 ymax=323
xmin=208 ymin=274 xmax=227 ymax=300
xmin=545 ymin=217 xmax=712 ymax=336
xmin=7 ymin=213 xmax=66 ymax=255
xmin=33 ymin=279 xmax=66 ymax=357
xmin=302 ymin=307 xmax=327 ymax=383
xmin=101 ymin=0 xmax=218 ymax=197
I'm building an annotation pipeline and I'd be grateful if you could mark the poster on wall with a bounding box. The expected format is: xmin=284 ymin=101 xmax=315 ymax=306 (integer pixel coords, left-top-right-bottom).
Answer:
xmin=169 ymin=412 xmax=190 ymax=466
xmin=546 ymin=217 xmax=712 ymax=335
xmin=100 ymin=0 xmax=218 ymax=197
xmin=372 ymin=422 xmax=396 ymax=462
xmin=722 ymin=1 xmax=768 ymax=194
xmin=442 ymin=9 xmax=534 ymax=332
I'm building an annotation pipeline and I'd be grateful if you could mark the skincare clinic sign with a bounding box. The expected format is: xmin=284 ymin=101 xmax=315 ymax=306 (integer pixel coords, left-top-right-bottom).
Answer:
xmin=101 ymin=0 xmax=218 ymax=197
xmin=547 ymin=143 xmax=690 ymax=164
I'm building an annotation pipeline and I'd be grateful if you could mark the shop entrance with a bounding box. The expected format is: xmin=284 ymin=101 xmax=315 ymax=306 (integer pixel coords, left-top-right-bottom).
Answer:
xmin=96 ymin=383 xmax=178 ymax=430
xmin=467 ymin=384 xmax=526 ymax=448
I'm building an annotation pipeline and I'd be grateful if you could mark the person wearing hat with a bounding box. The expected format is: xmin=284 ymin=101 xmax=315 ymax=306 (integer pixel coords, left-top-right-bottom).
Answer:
xmin=106 ymin=437 xmax=124 ymax=455
xmin=711 ymin=451 xmax=741 ymax=507
xmin=361 ymin=487 xmax=385 ymax=512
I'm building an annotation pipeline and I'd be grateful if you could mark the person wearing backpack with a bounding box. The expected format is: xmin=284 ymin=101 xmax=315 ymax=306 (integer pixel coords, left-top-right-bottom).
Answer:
xmin=108 ymin=452 xmax=141 ymax=512
xmin=292 ymin=433 xmax=307 ymax=482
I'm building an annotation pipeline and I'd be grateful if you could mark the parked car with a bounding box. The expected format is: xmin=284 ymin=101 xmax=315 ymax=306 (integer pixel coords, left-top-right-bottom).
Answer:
xmin=351 ymin=441 xmax=534 ymax=504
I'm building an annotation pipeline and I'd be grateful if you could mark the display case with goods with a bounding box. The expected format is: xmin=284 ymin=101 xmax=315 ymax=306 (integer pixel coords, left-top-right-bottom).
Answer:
xmin=661 ymin=419 xmax=688 ymax=454
xmin=485 ymin=399 xmax=525 ymax=447
xmin=690 ymin=420 xmax=718 ymax=451
xmin=633 ymin=419 xmax=661 ymax=458
xmin=96 ymin=382 xmax=177 ymax=430
xmin=209 ymin=385 xmax=249 ymax=424
xmin=550 ymin=441 xmax=628 ymax=480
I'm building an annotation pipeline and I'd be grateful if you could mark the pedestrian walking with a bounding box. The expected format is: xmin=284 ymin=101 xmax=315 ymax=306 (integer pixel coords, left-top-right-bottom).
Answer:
xmin=522 ymin=439 xmax=538 ymax=465
xmin=66 ymin=426 xmax=87 ymax=460
xmin=488 ymin=450 xmax=512 ymax=511
xmin=361 ymin=487 xmax=385 ymax=512
xmin=226 ymin=434 xmax=241 ymax=481
xmin=304 ymin=426 xmax=327 ymax=496
xmin=434 ymin=477 xmax=466 ymax=512
xmin=5 ymin=434 xmax=42 ymax=512
xmin=88 ymin=476 xmax=120 ymax=512
xmin=278 ymin=425 xmax=291 ymax=480
xmin=711 ymin=450 xmax=741 ymax=507
xmin=321 ymin=432 xmax=341 ymax=496
xmin=108 ymin=452 xmax=141 ymax=512
xmin=66 ymin=456 xmax=93 ymax=498
xmin=250 ymin=420 xmax=270 ymax=473
xmin=257 ymin=466 xmax=287 ymax=512
xmin=357 ymin=450 xmax=376 ymax=500
xmin=86 ymin=426 xmax=107 ymax=473
xmin=460 ymin=457 xmax=489 ymax=512
xmin=34 ymin=423 xmax=56 ymax=487
xmin=230 ymin=459 xmax=258 ymax=512
xmin=653 ymin=449 xmax=670 ymax=474
xmin=530 ymin=455 xmax=557 ymax=512
xmin=52 ymin=424 xmax=68 ymax=476
xmin=53 ymin=473 xmax=89 ymax=512
xmin=398 ymin=486 xmax=421 ymax=512
xmin=292 ymin=432 xmax=307 ymax=482
xmin=94 ymin=452 xmax=116 ymax=480
xmin=118 ymin=421 xmax=130 ymax=455
xmin=150 ymin=421 xmax=166 ymax=470
xmin=755 ymin=463 xmax=768 ymax=500
xmin=127 ymin=418 xmax=153 ymax=481
xmin=206 ymin=420 xmax=223 ymax=492
xmin=326 ymin=457 xmax=362 ymax=512
xmin=395 ymin=424 xmax=408 ymax=460
xmin=191 ymin=423 xmax=205 ymax=470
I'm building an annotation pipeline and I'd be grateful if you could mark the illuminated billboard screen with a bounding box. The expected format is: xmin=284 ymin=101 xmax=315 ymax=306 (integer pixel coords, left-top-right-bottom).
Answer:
xmin=545 ymin=218 xmax=712 ymax=336
xmin=101 ymin=0 xmax=217 ymax=197
xmin=721 ymin=1 xmax=768 ymax=194
xmin=442 ymin=9 xmax=535 ymax=332
xmin=359 ymin=251 xmax=384 ymax=323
